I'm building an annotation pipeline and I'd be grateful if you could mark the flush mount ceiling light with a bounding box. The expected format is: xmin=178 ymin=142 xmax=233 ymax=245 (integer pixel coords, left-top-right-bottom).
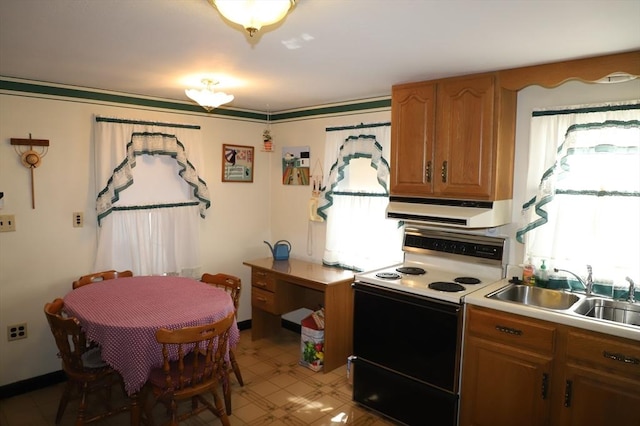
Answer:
xmin=211 ymin=0 xmax=296 ymax=37
xmin=185 ymin=79 xmax=234 ymax=112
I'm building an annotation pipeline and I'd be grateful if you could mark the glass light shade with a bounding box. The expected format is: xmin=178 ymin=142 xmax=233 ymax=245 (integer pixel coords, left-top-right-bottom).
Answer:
xmin=213 ymin=0 xmax=295 ymax=36
xmin=185 ymin=82 xmax=234 ymax=112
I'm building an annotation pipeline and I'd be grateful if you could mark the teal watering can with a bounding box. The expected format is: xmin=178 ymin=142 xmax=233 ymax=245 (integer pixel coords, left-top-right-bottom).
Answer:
xmin=264 ymin=240 xmax=291 ymax=261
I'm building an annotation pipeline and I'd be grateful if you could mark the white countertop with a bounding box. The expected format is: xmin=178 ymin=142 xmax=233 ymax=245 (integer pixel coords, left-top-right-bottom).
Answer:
xmin=465 ymin=279 xmax=640 ymax=342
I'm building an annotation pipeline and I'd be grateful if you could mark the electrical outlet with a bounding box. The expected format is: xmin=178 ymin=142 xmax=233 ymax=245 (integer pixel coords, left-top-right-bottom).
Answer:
xmin=73 ymin=212 xmax=84 ymax=228
xmin=0 ymin=214 xmax=16 ymax=232
xmin=7 ymin=323 xmax=27 ymax=341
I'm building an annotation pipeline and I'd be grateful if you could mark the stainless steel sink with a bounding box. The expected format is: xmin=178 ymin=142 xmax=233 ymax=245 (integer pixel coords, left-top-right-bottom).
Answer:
xmin=572 ymin=298 xmax=640 ymax=326
xmin=488 ymin=285 xmax=581 ymax=310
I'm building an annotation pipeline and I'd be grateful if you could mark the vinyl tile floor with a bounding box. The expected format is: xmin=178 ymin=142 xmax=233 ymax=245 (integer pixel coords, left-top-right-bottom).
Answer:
xmin=0 ymin=329 xmax=398 ymax=425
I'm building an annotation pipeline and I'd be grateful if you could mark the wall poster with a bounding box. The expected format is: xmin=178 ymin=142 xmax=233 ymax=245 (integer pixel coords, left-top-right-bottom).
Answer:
xmin=282 ymin=146 xmax=310 ymax=185
xmin=222 ymin=144 xmax=254 ymax=182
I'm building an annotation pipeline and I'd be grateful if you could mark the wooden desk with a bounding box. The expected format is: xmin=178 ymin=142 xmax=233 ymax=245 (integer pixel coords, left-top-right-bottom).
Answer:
xmin=243 ymin=257 xmax=355 ymax=373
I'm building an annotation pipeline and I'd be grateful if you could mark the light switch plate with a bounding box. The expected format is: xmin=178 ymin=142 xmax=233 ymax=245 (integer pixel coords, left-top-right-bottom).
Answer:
xmin=73 ymin=212 xmax=84 ymax=228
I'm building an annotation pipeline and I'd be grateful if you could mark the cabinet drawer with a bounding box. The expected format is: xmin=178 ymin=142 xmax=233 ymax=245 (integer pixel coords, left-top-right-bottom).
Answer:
xmin=252 ymin=269 xmax=276 ymax=292
xmin=252 ymin=288 xmax=279 ymax=314
xmin=466 ymin=306 xmax=556 ymax=354
xmin=566 ymin=329 xmax=640 ymax=378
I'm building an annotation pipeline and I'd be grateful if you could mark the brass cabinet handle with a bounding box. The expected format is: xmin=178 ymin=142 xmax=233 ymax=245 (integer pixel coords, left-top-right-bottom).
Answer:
xmin=256 ymin=296 xmax=267 ymax=303
xmin=256 ymin=271 xmax=267 ymax=277
xmin=603 ymin=350 xmax=640 ymax=365
xmin=425 ymin=161 xmax=432 ymax=183
xmin=441 ymin=160 xmax=448 ymax=183
xmin=495 ymin=325 xmax=523 ymax=336
xmin=255 ymin=281 xmax=268 ymax=288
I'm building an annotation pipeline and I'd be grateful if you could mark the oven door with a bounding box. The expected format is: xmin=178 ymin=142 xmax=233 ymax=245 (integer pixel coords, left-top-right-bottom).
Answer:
xmin=353 ymin=281 xmax=463 ymax=392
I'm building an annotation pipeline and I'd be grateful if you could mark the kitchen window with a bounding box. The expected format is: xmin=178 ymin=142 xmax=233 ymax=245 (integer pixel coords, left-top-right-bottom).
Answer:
xmin=517 ymin=101 xmax=640 ymax=290
xmin=317 ymin=123 xmax=403 ymax=272
xmin=93 ymin=117 xmax=210 ymax=277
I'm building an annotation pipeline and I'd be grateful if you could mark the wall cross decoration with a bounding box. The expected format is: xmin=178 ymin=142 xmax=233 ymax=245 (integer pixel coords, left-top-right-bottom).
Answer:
xmin=10 ymin=134 xmax=50 ymax=209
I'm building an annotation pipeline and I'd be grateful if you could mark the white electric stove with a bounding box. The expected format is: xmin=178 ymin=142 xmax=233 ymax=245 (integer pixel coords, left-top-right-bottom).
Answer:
xmin=355 ymin=227 xmax=507 ymax=304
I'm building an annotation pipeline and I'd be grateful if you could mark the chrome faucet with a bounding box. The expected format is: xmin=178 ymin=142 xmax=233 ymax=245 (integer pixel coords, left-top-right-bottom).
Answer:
xmin=554 ymin=265 xmax=593 ymax=296
xmin=626 ymin=277 xmax=635 ymax=303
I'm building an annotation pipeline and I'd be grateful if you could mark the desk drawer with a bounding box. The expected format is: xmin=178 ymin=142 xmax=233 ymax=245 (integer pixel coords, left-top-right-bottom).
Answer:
xmin=252 ymin=288 xmax=279 ymax=314
xmin=252 ymin=269 xmax=277 ymax=292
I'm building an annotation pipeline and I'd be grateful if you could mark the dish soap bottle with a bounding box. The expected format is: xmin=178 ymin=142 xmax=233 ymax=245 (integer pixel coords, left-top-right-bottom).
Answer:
xmin=523 ymin=258 xmax=535 ymax=286
xmin=536 ymin=259 xmax=549 ymax=287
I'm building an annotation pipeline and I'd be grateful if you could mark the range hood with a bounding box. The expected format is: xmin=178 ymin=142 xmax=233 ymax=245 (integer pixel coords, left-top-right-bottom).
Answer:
xmin=386 ymin=196 xmax=512 ymax=229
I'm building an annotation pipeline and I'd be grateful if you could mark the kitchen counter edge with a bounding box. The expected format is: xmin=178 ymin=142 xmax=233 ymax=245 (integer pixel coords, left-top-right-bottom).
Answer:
xmin=465 ymin=279 xmax=640 ymax=342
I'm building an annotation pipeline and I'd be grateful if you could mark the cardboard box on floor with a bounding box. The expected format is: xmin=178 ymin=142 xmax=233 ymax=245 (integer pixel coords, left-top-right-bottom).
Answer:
xmin=299 ymin=308 xmax=325 ymax=372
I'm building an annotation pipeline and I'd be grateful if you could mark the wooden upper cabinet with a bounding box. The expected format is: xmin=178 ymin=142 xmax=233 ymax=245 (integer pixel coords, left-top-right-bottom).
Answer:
xmin=390 ymin=73 xmax=516 ymax=200
xmin=435 ymin=75 xmax=495 ymax=198
xmin=390 ymin=82 xmax=436 ymax=195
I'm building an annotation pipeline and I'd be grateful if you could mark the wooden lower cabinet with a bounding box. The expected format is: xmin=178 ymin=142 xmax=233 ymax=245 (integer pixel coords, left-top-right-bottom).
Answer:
xmin=460 ymin=305 xmax=640 ymax=426
xmin=461 ymin=335 xmax=552 ymax=426
xmin=558 ymin=364 xmax=640 ymax=425
xmin=460 ymin=306 xmax=554 ymax=426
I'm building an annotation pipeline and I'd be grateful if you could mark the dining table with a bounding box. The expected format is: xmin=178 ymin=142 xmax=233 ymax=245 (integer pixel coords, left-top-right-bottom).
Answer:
xmin=63 ymin=275 xmax=240 ymax=425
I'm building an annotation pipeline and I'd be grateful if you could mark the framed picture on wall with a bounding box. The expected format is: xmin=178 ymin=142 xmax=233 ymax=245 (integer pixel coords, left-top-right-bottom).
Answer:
xmin=222 ymin=144 xmax=254 ymax=182
xmin=282 ymin=146 xmax=310 ymax=185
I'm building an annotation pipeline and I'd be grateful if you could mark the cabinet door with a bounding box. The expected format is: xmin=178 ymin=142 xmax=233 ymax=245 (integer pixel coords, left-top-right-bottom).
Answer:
xmin=460 ymin=336 xmax=552 ymax=426
xmin=390 ymin=82 xmax=436 ymax=195
xmin=558 ymin=363 xmax=640 ymax=426
xmin=435 ymin=75 xmax=495 ymax=198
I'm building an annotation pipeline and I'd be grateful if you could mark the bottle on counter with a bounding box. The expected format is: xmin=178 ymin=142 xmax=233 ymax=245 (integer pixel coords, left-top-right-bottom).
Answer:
xmin=522 ymin=258 xmax=536 ymax=286
xmin=537 ymin=259 xmax=548 ymax=287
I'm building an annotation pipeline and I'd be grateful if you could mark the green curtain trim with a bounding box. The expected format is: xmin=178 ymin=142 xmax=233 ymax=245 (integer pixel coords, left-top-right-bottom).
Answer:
xmin=326 ymin=122 xmax=391 ymax=132
xmin=556 ymin=189 xmax=640 ymax=197
xmin=111 ymin=202 xmax=199 ymax=212
xmin=529 ymin=119 xmax=639 ymax=205
xmin=330 ymin=191 xmax=389 ymax=197
xmin=518 ymin=116 xmax=640 ymax=244
xmin=557 ymin=120 xmax=639 ymax=153
xmin=95 ymin=116 xmax=200 ymax=129
xmin=317 ymin=134 xmax=390 ymax=220
xmin=97 ymin=132 xmax=211 ymax=224
xmin=532 ymin=103 xmax=639 ymax=117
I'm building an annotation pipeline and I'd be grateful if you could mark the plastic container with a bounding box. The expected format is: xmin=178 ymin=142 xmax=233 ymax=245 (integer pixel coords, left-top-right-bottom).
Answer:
xmin=522 ymin=258 xmax=535 ymax=286
xmin=537 ymin=260 xmax=548 ymax=287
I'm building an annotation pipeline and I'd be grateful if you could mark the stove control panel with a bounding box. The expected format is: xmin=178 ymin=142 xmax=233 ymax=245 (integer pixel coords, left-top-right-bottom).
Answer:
xmin=403 ymin=228 xmax=506 ymax=265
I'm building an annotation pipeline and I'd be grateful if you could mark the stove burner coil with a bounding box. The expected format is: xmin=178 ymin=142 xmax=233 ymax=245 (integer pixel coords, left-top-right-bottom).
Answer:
xmin=396 ymin=267 xmax=426 ymax=275
xmin=454 ymin=277 xmax=481 ymax=285
xmin=428 ymin=282 xmax=466 ymax=292
xmin=376 ymin=272 xmax=402 ymax=280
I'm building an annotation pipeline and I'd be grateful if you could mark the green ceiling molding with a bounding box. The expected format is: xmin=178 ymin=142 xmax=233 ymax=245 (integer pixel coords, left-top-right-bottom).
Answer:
xmin=0 ymin=78 xmax=391 ymax=122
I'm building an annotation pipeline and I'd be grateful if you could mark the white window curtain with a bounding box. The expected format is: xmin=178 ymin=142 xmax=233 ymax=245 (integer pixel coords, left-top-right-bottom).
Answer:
xmin=516 ymin=102 xmax=640 ymax=288
xmin=93 ymin=117 xmax=211 ymax=277
xmin=317 ymin=123 xmax=403 ymax=272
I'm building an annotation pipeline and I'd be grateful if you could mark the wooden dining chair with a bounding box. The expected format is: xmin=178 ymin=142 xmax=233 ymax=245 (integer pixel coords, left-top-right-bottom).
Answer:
xmin=142 ymin=311 xmax=235 ymax=426
xmin=200 ymin=273 xmax=243 ymax=414
xmin=72 ymin=269 xmax=133 ymax=289
xmin=44 ymin=298 xmax=129 ymax=425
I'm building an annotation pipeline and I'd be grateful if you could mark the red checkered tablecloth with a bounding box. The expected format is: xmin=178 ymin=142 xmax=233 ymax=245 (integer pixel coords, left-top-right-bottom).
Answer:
xmin=63 ymin=276 xmax=240 ymax=395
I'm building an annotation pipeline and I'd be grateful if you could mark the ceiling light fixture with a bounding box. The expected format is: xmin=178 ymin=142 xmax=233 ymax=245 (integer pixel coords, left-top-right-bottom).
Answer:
xmin=211 ymin=0 xmax=296 ymax=37
xmin=185 ymin=79 xmax=234 ymax=112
